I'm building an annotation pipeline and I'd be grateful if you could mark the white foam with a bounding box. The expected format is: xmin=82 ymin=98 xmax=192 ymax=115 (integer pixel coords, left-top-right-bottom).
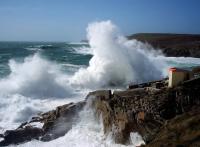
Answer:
xmin=70 ymin=21 xmax=166 ymax=88
xmin=28 ymin=122 xmax=44 ymax=129
xmin=160 ymin=56 xmax=200 ymax=65
xmin=0 ymin=93 xmax=86 ymax=131
xmin=69 ymin=42 xmax=89 ymax=45
xmin=17 ymin=98 xmax=144 ymax=147
xmin=25 ymin=47 xmax=41 ymax=51
xmin=0 ymin=54 xmax=87 ymax=131
xmin=25 ymin=44 xmax=53 ymax=51
xmin=73 ymin=46 xmax=93 ymax=55
xmin=0 ymin=54 xmax=75 ymax=98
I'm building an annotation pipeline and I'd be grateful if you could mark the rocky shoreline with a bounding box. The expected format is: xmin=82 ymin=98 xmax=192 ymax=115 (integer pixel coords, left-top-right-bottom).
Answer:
xmin=0 ymin=77 xmax=200 ymax=146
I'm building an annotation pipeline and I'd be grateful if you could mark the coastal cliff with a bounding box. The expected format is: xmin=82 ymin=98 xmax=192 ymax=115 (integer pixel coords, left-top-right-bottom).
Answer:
xmin=128 ymin=33 xmax=200 ymax=57
xmin=0 ymin=78 xmax=200 ymax=146
xmin=88 ymin=78 xmax=200 ymax=146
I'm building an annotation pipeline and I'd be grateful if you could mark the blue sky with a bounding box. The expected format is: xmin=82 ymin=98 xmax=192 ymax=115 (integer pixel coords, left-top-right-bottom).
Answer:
xmin=0 ymin=0 xmax=200 ymax=41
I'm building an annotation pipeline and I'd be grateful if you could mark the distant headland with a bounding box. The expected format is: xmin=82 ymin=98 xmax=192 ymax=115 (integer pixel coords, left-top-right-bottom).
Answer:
xmin=128 ymin=33 xmax=200 ymax=57
xmin=82 ymin=33 xmax=200 ymax=57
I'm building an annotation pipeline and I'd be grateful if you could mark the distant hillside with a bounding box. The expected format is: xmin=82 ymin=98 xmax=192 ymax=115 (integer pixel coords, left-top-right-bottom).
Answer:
xmin=128 ymin=33 xmax=200 ymax=57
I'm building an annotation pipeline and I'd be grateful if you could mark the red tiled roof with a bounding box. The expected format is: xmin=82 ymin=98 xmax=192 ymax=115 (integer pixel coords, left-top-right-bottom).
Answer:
xmin=169 ymin=67 xmax=189 ymax=72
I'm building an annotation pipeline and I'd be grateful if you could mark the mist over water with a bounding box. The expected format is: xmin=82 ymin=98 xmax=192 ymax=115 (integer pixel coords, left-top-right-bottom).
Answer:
xmin=0 ymin=20 xmax=200 ymax=146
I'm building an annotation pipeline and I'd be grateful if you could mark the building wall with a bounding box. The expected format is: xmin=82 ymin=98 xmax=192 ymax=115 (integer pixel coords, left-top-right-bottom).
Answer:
xmin=168 ymin=71 xmax=188 ymax=87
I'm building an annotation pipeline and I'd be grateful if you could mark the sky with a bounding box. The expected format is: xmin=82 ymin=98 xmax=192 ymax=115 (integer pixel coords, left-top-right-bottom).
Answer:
xmin=0 ymin=0 xmax=200 ymax=42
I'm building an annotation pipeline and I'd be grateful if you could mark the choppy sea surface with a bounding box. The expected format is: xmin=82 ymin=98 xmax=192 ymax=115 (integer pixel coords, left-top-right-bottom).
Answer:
xmin=1 ymin=21 xmax=200 ymax=147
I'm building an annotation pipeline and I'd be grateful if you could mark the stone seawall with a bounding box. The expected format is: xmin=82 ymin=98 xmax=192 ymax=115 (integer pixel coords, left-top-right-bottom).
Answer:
xmin=88 ymin=78 xmax=200 ymax=145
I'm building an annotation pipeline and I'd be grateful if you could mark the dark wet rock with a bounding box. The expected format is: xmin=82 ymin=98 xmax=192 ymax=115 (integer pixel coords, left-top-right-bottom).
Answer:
xmin=87 ymin=90 xmax=112 ymax=100
xmin=0 ymin=127 xmax=44 ymax=146
xmin=0 ymin=101 xmax=86 ymax=145
xmin=40 ymin=101 xmax=86 ymax=141
xmin=40 ymin=101 xmax=85 ymax=141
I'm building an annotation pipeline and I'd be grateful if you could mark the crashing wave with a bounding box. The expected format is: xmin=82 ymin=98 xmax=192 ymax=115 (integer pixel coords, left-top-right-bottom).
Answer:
xmin=70 ymin=21 xmax=166 ymax=88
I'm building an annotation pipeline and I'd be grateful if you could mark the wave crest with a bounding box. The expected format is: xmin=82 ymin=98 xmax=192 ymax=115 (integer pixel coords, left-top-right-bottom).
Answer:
xmin=0 ymin=54 xmax=74 ymax=98
xmin=70 ymin=20 xmax=166 ymax=88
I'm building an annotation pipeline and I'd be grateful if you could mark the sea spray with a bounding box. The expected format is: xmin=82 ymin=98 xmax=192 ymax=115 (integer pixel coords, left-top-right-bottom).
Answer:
xmin=0 ymin=53 xmax=74 ymax=98
xmin=70 ymin=21 xmax=166 ymax=88
xmin=0 ymin=53 xmax=85 ymax=130
xmin=17 ymin=95 xmax=144 ymax=147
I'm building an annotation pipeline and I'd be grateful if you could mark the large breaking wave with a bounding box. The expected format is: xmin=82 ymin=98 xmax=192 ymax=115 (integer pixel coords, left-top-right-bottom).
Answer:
xmin=0 ymin=21 xmax=173 ymax=99
xmin=70 ymin=21 xmax=166 ymax=88
xmin=0 ymin=54 xmax=74 ymax=98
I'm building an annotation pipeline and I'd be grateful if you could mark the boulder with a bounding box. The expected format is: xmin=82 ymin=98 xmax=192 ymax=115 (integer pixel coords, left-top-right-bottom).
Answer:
xmin=41 ymin=101 xmax=86 ymax=141
xmin=0 ymin=101 xmax=86 ymax=145
xmin=0 ymin=127 xmax=44 ymax=146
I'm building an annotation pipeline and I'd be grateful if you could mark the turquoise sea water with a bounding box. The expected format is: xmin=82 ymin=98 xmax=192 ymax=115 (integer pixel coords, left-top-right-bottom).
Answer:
xmin=0 ymin=41 xmax=92 ymax=77
xmin=1 ymin=41 xmax=200 ymax=80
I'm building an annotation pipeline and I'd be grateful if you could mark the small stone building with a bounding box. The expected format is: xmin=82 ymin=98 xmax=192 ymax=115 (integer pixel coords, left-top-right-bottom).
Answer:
xmin=168 ymin=66 xmax=200 ymax=87
xmin=192 ymin=66 xmax=200 ymax=78
xmin=168 ymin=67 xmax=192 ymax=87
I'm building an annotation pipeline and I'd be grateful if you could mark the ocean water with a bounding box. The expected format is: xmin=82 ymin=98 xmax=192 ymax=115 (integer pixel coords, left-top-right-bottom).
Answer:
xmin=0 ymin=21 xmax=200 ymax=147
xmin=0 ymin=41 xmax=92 ymax=128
